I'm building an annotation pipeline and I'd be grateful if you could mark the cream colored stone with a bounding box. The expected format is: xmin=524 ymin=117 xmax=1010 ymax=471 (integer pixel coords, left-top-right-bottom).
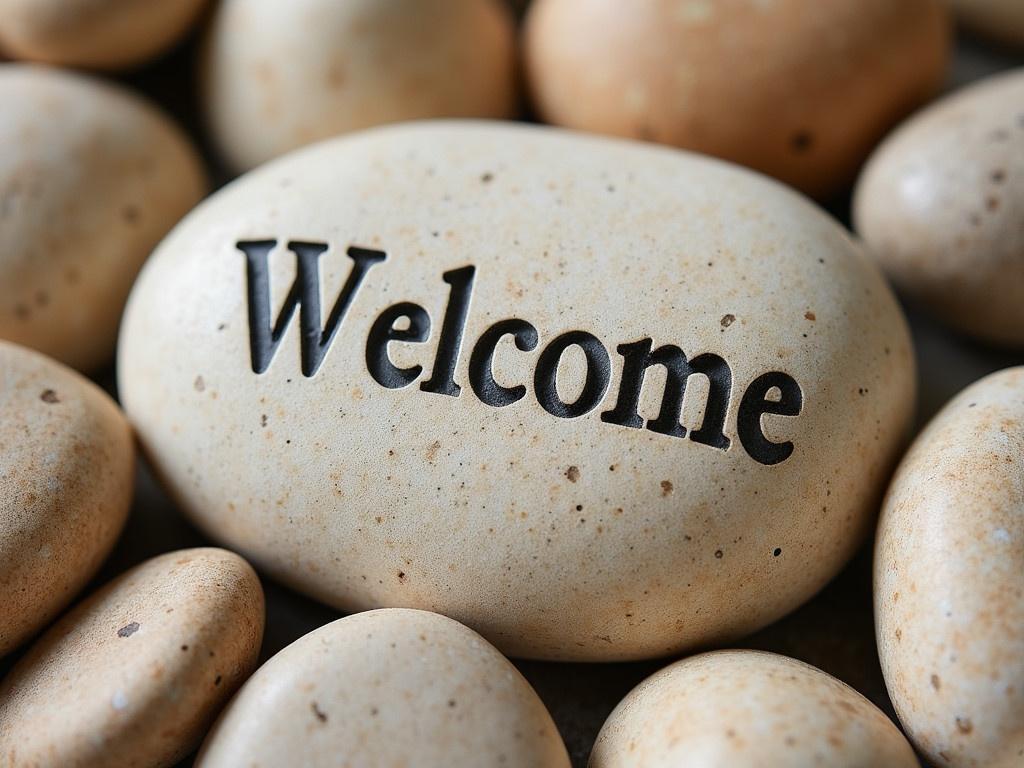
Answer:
xmin=0 ymin=0 xmax=208 ymax=70
xmin=118 ymin=121 xmax=915 ymax=661
xmin=854 ymin=69 xmax=1024 ymax=348
xmin=0 ymin=64 xmax=206 ymax=370
xmin=200 ymin=0 xmax=517 ymax=173
xmin=523 ymin=0 xmax=950 ymax=199
xmin=590 ymin=650 xmax=918 ymax=767
xmin=0 ymin=340 xmax=133 ymax=657
xmin=953 ymin=0 xmax=1024 ymax=48
xmin=0 ymin=548 xmax=265 ymax=768
xmin=197 ymin=609 xmax=569 ymax=768
xmin=875 ymin=367 xmax=1024 ymax=768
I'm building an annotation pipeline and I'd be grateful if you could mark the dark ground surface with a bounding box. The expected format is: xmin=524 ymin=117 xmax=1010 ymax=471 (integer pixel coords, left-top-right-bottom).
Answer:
xmin=1 ymin=4 xmax=1022 ymax=767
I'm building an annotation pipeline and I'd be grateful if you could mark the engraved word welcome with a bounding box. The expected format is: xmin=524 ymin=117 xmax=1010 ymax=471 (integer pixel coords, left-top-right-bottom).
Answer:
xmin=237 ymin=239 xmax=804 ymax=466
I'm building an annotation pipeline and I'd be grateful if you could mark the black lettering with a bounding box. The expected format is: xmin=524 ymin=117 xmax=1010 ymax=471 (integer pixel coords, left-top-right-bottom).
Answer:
xmin=238 ymin=239 xmax=385 ymax=377
xmin=687 ymin=354 xmax=732 ymax=450
xmin=738 ymin=371 xmax=803 ymax=465
xmin=601 ymin=340 xmax=731 ymax=450
xmin=468 ymin=319 xmax=539 ymax=407
xmin=534 ymin=331 xmax=611 ymax=418
xmin=420 ymin=266 xmax=475 ymax=397
xmin=366 ymin=302 xmax=431 ymax=389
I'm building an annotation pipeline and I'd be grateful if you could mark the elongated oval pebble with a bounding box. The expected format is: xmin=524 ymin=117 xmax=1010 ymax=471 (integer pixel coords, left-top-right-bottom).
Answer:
xmin=0 ymin=340 xmax=133 ymax=657
xmin=0 ymin=0 xmax=208 ymax=70
xmin=197 ymin=608 xmax=570 ymax=768
xmin=854 ymin=68 xmax=1024 ymax=347
xmin=118 ymin=121 xmax=916 ymax=661
xmin=523 ymin=0 xmax=950 ymax=198
xmin=0 ymin=63 xmax=206 ymax=370
xmin=590 ymin=650 xmax=918 ymax=767
xmin=0 ymin=548 xmax=265 ymax=768
xmin=875 ymin=367 xmax=1024 ymax=767
xmin=201 ymin=0 xmax=517 ymax=172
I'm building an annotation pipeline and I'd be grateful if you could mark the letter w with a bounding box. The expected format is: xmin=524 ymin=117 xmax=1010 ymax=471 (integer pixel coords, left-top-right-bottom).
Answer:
xmin=237 ymin=240 xmax=386 ymax=377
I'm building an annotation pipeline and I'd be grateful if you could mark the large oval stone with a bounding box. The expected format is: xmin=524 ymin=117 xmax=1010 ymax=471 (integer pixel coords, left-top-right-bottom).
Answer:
xmin=119 ymin=121 xmax=915 ymax=660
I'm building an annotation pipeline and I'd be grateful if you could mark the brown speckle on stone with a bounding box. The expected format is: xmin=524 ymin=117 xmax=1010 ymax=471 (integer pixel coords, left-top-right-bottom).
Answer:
xmin=566 ymin=465 xmax=580 ymax=483
xmin=426 ymin=440 xmax=441 ymax=462
xmin=790 ymin=130 xmax=814 ymax=153
xmin=720 ymin=313 xmax=735 ymax=328
xmin=804 ymin=311 xmax=816 ymax=321
xmin=117 ymin=622 xmax=140 ymax=638
xmin=193 ymin=376 xmax=206 ymax=393
xmin=40 ymin=389 xmax=59 ymax=404
xmin=312 ymin=701 xmax=328 ymax=723
xmin=661 ymin=480 xmax=673 ymax=496
xmin=930 ymin=674 xmax=941 ymax=691
xmin=122 ymin=204 xmax=140 ymax=224
xmin=714 ymin=549 xmax=723 ymax=559
xmin=956 ymin=716 xmax=973 ymax=734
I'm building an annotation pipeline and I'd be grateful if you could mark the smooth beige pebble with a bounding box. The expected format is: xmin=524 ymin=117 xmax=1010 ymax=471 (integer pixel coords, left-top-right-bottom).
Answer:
xmin=875 ymin=367 xmax=1024 ymax=767
xmin=590 ymin=650 xmax=918 ymax=767
xmin=118 ymin=121 xmax=915 ymax=661
xmin=855 ymin=68 xmax=1024 ymax=347
xmin=0 ymin=548 xmax=265 ymax=768
xmin=524 ymin=0 xmax=950 ymax=199
xmin=0 ymin=64 xmax=206 ymax=371
xmin=0 ymin=340 xmax=133 ymax=657
xmin=0 ymin=0 xmax=208 ymax=70
xmin=197 ymin=608 xmax=570 ymax=768
xmin=953 ymin=0 xmax=1024 ymax=47
xmin=201 ymin=0 xmax=517 ymax=173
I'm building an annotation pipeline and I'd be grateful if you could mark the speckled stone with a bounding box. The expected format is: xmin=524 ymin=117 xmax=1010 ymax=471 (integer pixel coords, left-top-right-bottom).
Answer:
xmin=854 ymin=68 xmax=1024 ymax=348
xmin=200 ymin=0 xmax=517 ymax=173
xmin=0 ymin=0 xmax=208 ymax=70
xmin=523 ymin=0 xmax=950 ymax=199
xmin=0 ymin=548 xmax=265 ymax=768
xmin=875 ymin=367 xmax=1024 ymax=767
xmin=197 ymin=608 xmax=570 ymax=768
xmin=589 ymin=650 xmax=918 ymax=767
xmin=118 ymin=121 xmax=916 ymax=661
xmin=0 ymin=340 xmax=133 ymax=658
xmin=0 ymin=64 xmax=206 ymax=371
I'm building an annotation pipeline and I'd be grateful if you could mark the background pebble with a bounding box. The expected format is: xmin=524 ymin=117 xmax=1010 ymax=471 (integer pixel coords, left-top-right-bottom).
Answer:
xmin=0 ymin=340 xmax=133 ymax=658
xmin=0 ymin=548 xmax=265 ymax=768
xmin=0 ymin=64 xmax=206 ymax=370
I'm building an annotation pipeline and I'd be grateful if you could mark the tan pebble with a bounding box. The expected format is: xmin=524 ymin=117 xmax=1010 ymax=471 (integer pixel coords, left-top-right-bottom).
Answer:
xmin=523 ymin=0 xmax=950 ymax=198
xmin=0 ymin=548 xmax=265 ymax=768
xmin=0 ymin=0 xmax=208 ymax=70
xmin=590 ymin=650 xmax=919 ymax=767
xmin=118 ymin=121 xmax=915 ymax=661
xmin=201 ymin=0 xmax=517 ymax=172
xmin=0 ymin=64 xmax=206 ymax=370
xmin=854 ymin=68 xmax=1024 ymax=347
xmin=0 ymin=340 xmax=133 ymax=657
xmin=875 ymin=367 xmax=1024 ymax=767
xmin=196 ymin=609 xmax=569 ymax=768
